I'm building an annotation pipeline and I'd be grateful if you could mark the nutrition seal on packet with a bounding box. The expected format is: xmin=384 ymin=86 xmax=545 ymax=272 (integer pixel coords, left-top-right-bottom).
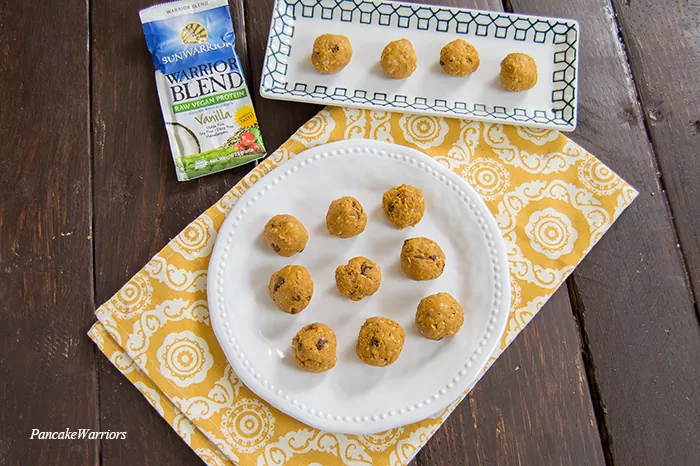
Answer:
xmin=140 ymin=0 xmax=266 ymax=181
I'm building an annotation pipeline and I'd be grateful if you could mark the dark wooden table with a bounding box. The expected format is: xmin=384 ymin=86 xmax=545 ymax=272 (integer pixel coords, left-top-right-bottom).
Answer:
xmin=2 ymin=0 xmax=699 ymax=464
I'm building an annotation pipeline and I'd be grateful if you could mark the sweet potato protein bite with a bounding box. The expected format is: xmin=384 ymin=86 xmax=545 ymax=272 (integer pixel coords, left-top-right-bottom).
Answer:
xmin=356 ymin=317 xmax=405 ymax=367
xmin=500 ymin=52 xmax=538 ymax=92
xmin=380 ymin=39 xmax=418 ymax=79
xmin=311 ymin=33 xmax=353 ymax=74
xmin=292 ymin=323 xmax=337 ymax=373
xmin=326 ymin=196 xmax=367 ymax=238
xmin=415 ymin=292 xmax=464 ymax=340
xmin=263 ymin=214 xmax=308 ymax=257
xmin=268 ymin=265 xmax=314 ymax=314
xmin=400 ymin=237 xmax=446 ymax=281
xmin=335 ymin=256 xmax=382 ymax=301
xmin=382 ymin=184 xmax=425 ymax=229
xmin=440 ymin=39 xmax=480 ymax=76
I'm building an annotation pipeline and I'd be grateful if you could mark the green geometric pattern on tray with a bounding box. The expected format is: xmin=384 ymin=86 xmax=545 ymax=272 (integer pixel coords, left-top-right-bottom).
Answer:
xmin=262 ymin=0 xmax=578 ymax=128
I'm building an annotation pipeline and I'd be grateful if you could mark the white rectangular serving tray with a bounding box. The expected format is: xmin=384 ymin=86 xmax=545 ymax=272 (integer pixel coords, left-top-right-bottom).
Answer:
xmin=260 ymin=0 xmax=579 ymax=131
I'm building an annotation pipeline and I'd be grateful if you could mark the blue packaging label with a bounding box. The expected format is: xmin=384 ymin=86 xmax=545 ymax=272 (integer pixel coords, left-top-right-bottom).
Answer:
xmin=140 ymin=0 xmax=266 ymax=181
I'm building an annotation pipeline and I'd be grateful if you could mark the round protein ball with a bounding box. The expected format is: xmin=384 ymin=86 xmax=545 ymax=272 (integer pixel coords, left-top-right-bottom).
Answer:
xmin=263 ymin=214 xmax=308 ymax=257
xmin=325 ymin=196 xmax=367 ymax=238
xmin=311 ymin=33 xmax=353 ymax=74
xmin=440 ymin=39 xmax=480 ymax=76
xmin=416 ymin=292 xmax=464 ymax=340
xmin=382 ymin=184 xmax=425 ymax=229
xmin=500 ymin=52 xmax=538 ymax=92
xmin=380 ymin=39 xmax=417 ymax=79
xmin=291 ymin=323 xmax=337 ymax=373
xmin=400 ymin=237 xmax=446 ymax=281
xmin=335 ymin=256 xmax=381 ymax=301
xmin=268 ymin=265 xmax=313 ymax=314
xmin=356 ymin=317 xmax=405 ymax=367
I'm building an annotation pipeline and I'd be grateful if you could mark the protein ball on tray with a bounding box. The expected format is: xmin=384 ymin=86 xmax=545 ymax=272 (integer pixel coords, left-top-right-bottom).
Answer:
xmin=500 ymin=52 xmax=538 ymax=92
xmin=311 ymin=33 xmax=353 ymax=74
xmin=440 ymin=39 xmax=480 ymax=76
xmin=380 ymin=39 xmax=417 ymax=79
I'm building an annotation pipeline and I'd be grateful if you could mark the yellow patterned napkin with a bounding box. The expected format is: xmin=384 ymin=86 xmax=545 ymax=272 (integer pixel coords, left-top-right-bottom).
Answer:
xmin=89 ymin=107 xmax=637 ymax=466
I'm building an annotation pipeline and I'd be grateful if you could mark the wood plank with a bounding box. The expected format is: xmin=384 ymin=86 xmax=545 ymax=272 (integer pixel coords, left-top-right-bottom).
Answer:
xmin=0 ymin=0 xmax=97 ymax=464
xmin=508 ymin=0 xmax=700 ymax=464
xmin=243 ymin=0 xmax=322 ymax=149
xmin=91 ymin=0 xmax=252 ymax=464
xmin=243 ymin=1 xmax=604 ymax=465
xmin=610 ymin=1 xmax=700 ymax=313
xmin=416 ymin=289 xmax=605 ymax=466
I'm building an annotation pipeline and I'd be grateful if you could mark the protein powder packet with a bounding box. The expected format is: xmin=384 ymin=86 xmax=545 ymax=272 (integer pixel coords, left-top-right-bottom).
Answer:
xmin=140 ymin=0 xmax=266 ymax=181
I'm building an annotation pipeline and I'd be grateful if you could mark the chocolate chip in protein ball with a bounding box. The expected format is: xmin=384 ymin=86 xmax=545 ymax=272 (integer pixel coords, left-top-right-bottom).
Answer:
xmin=272 ymin=276 xmax=285 ymax=293
xmin=360 ymin=262 xmax=373 ymax=276
xmin=316 ymin=338 xmax=329 ymax=350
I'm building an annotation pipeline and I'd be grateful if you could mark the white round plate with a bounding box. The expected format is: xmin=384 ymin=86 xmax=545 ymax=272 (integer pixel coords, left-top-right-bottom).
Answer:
xmin=208 ymin=139 xmax=510 ymax=434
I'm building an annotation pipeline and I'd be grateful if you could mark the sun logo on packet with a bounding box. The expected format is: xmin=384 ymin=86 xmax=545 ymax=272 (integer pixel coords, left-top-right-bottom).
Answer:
xmin=181 ymin=22 xmax=208 ymax=44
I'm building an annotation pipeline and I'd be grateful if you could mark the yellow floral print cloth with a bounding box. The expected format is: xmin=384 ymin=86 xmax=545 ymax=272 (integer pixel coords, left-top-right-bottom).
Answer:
xmin=89 ymin=107 xmax=637 ymax=466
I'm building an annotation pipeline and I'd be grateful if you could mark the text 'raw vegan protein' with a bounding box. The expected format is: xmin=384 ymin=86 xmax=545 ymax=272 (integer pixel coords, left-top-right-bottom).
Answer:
xmin=140 ymin=0 xmax=266 ymax=181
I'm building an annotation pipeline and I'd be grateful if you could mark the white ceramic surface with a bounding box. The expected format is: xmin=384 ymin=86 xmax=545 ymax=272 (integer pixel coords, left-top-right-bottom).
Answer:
xmin=260 ymin=0 xmax=579 ymax=131
xmin=208 ymin=140 xmax=510 ymax=434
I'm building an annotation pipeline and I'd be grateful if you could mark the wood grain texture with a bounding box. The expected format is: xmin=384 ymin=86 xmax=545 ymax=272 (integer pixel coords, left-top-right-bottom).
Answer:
xmin=508 ymin=0 xmax=700 ymax=464
xmin=243 ymin=1 xmax=604 ymax=465
xmin=90 ymin=0 xmax=251 ymax=464
xmin=610 ymin=0 xmax=700 ymax=305
xmin=0 ymin=0 xmax=97 ymax=464
xmin=415 ymin=289 xmax=605 ymax=466
xmin=243 ymin=0 xmax=322 ymax=150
